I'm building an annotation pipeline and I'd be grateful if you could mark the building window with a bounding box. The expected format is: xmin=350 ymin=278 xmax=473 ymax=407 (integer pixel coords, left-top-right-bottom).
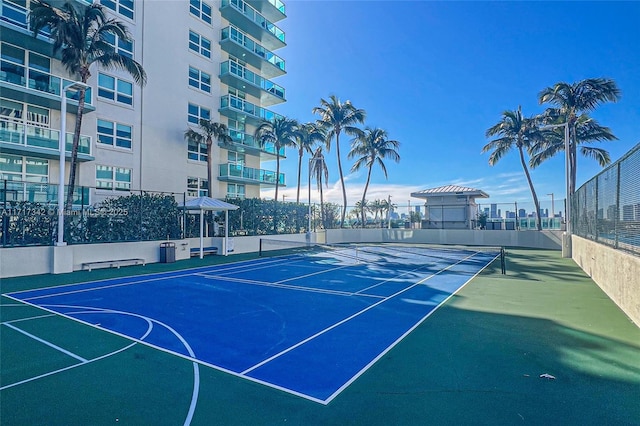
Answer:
xmin=188 ymin=30 xmax=211 ymax=59
xmin=228 ymin=87 xmax=246 ymax=100
xmin=0 ymin=154 xmax=48 ymax=183
xmin=98 ymin=73 xmax=133 ymax=106
xmin=228 ymin=151 xmax=245 ymax=166
xmin=227 ymin=183 xmax=245 ymax=199
xmin=187 ymin=177 xmax=208 ymax=197
xmin=96 ymin=165 xmax=131 ymax=191
xmin=103 ymin=32 xmax=134 ymax=58
xmin=101 ymin=0 xmax=134 ymax=20
xmin=188 ymin=66 xmax=211 ymax=93
xmin=97 ymin=119 xmax=132 ymax=149
xmin=187 ymin=103 xmax=211 ymax=125
xmin=187 ymin=140 xmax=207 ymax=162
xmin=189 ymin=0 xmax=212 ymax=24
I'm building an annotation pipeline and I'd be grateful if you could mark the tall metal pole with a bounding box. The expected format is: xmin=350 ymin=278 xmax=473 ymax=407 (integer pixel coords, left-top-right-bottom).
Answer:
xmin=307 ymin=157 xmax=311 ymax=234
xmin=564 ymin=122 xmax=571 ymax=236
xmin=56 ymin=88 xmax=67 ymax=246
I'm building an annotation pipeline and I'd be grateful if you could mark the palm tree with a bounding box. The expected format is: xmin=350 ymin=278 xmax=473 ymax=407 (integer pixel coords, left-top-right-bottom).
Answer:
xmin=30 ymin=0 xmax=146 ymax=210
xmin=295 ymin=122 xmax=325 ymax=203
xmin=537 ymin=78 xmax=620 ymax=194
xmin=255 ymin=117 xmax=299 ymax=203
xmin=310 ymin=147 xmax=329 ymax=228
xmin=348 ymin=127 xmax=400 ymax=227
xmin=354 ymin=200 xmax=369 ymax=228
xmin=482 ymin=106 xmax=546 ymax=230
xmin=312 ymin=95 xmax=366 ymax=227
xmin=184 ymin=120 xmax=232 ymax=197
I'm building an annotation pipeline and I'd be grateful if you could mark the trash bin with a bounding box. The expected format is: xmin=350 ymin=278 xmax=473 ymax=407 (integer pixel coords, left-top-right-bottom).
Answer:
xmin=160 ymin=242 xmax=176 ymax=263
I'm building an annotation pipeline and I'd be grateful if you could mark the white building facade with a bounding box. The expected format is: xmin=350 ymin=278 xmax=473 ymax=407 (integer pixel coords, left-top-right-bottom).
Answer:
xmin=0 ymin=0 xmax=287 ymax=205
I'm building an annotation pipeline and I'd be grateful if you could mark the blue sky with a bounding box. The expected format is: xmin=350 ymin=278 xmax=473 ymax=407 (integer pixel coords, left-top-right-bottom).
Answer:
xmin=261 ymin=1 xmax=640 ymax=211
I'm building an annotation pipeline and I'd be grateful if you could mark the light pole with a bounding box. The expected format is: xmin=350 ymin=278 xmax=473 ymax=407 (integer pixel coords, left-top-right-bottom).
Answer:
xmin=57 ymin=81 xmax=88 ymax=246
xmin=387 ymin=195 xmax=391 ymax=229
xmin=541 ymin=122 xmax=571 ymax=256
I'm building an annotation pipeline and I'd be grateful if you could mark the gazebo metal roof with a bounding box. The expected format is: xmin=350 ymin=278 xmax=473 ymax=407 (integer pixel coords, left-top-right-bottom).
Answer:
xmin=411 ymin=185 xmax=489 ymax=199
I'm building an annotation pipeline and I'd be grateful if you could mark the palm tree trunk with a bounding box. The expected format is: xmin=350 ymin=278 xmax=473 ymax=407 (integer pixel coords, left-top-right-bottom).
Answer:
xmin=65 ymin=87 xmax=87 ymax=211
xmin=335 ymin=130 xmax=347 ymax=227
xmin=206 ymin=140 xmax=213 ymax=196
xmin=361 ymin=166 xmax=373 ymax=227
xmin=296 ymin=149 xmax=302 ymax=203
xmin=274 ymin=151 xmax=280 ymax=234
xmin=519 ymin=146 xmax=542 ymax=231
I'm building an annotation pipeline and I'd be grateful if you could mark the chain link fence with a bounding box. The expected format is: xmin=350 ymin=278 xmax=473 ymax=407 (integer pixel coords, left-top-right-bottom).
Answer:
xmin=573 ymin=142 xmax=640 ymax=255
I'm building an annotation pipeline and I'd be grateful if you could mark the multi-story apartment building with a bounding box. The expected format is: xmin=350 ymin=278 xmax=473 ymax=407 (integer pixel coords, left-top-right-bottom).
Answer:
xmin=0 ymin=0 xmax=287 ymax=205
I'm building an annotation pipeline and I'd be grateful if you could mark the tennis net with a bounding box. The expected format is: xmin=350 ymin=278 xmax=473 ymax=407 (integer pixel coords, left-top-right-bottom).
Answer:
xmin=258 ymin=240 xmax=505 ymax=273
xmin=258 ymin=239 xmax=362 ymax=264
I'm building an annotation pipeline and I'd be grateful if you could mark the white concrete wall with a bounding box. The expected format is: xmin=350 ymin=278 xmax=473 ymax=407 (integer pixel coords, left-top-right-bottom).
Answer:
xmin=0 ymin=246 xmax=51 ymax=278
xmin=572 ymin=235 xmax=640 ymax=326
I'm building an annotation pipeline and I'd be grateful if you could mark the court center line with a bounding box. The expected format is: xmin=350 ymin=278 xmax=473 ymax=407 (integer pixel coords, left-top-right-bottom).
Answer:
xmin=241 ymin=251 xmax=482 ymax=375
xmin=2 ymin=322 xmax=88 ymax=362
xmin=195 ymin=273 xmax=385 ymax=299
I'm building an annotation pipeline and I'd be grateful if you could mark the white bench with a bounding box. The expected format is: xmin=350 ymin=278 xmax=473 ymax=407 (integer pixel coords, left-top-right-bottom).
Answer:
xmin=82 ymin=258 xmax=146 ymax=271
xmin=190 ymin=247 xmax=218 ymax=256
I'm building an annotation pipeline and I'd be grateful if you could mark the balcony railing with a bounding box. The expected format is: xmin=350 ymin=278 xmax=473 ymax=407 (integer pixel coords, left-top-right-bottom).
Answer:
xmin=224 ymin=128 xmax=285 ymax=157
xmin=1 ymin=179 xmax=90 ymax=206
xmin=1 ymin=64 xmax=93 ymax=106
xmin=0 ymin=118 xmax=92 ymax=156
xmin=220 ymin=60 xmax=285 ymax=100
xmin=221 ymin=0 xmax=285 ymax=44
xmin=220 ymin=94 xmax=283 ymax=123
xmin=0 ymin=1 xmax=50 ymax=36
xmin=219 ymin=163 xmax=285 ymax=186
xmin=220 ymin=26 xmax=285 ymax=74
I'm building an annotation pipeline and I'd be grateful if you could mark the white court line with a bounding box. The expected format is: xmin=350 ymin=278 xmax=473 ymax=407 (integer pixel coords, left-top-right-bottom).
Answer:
xmin=324 ymin=251 xmax=500 ymax=404
xmin=241 ymin=251 xmax=485 ymax=376
xmin=2 ymin=313 xmax=57 ymax=324
xmin=3 ymin=256 xmax=292 ymax=298
xmin=2 ymin=322 xmax=88 ymax=362
xmin=0 ymin=303 xmax=200 ymax=425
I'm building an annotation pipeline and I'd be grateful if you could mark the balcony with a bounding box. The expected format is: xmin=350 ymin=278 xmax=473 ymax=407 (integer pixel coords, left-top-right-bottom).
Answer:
xmin=220 ymin=61 xmax=285 ymax=106
xmin=220 ymin=26 xmax=285 ymax=79
xmin=245 ymin=0 xmax=285 ymax=22
xmin=218 ymin=163 xmax=285 ymax=187
xmin=0 ymin=1 xmax=52 ymax=54
xmin=1 ymin=179 xmax=90 ymax=206
xmin=219 ymin=94 xmax=283 ymax=127
xmin=220 ymin=128 xmax=286 ymax=159
xmin=220 ymin=0 xmax=285 ymax=50
xmin=0 ymin=65 xmax=95 ymax=114
xmin=0 ymin=118 xmax=93 ymax=161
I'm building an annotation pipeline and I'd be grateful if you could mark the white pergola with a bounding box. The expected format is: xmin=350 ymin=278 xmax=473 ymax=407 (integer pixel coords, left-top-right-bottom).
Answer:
xmin=181 ymin=197 xmax=239 ymax=258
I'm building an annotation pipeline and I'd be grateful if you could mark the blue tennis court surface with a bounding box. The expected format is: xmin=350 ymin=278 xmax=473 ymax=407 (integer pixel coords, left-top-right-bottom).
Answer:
xmin=6 ymin=244 xmax=500 ymax=404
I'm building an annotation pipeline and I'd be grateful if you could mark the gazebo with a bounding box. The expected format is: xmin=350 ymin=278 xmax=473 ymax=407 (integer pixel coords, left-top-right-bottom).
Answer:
xmin=181 ymin=197 xmax=239 ymax=258
xmin=411 ymin=185 xmax=489 ymax=229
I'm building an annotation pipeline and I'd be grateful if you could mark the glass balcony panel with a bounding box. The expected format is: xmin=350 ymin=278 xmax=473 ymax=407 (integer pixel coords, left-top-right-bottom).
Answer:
xmin=218 ymin=163 xmax=284 ymax=185
xmin=28 ymin=68 xmax=61 ymax=95
xmin=0 ymin=120 xmax=24 ymax=144
xmin=1 ymin=118 xmax=91 ymax=156
xmin=222 ymin=0 xmax=285 ymax=44
xmin=27 ymin=126 xmax=59 ymax=149
xmin=220 ymin=26 xmax=286 ymax=75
